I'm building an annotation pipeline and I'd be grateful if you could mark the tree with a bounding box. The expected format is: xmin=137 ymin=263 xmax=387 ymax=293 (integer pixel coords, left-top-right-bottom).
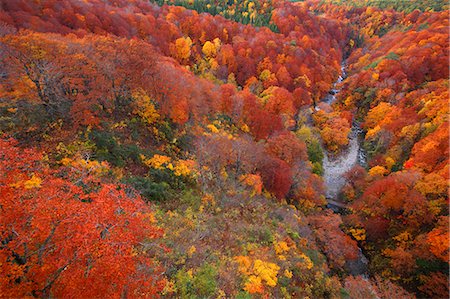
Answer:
xmin=418 ymin=272 xmax=449 ymax=298
xmin=426 ymin=216 xmax=449 ymax=262
xmin=292 ymin=87 xmax=312 ymax=109
xmin=240 ymin=89 xmax=283 ymax=140
xmin=219 ymin=83 xmax=237 ymax=115
xmin=266 ymin=131 xmax=307 ymax=165
xmin=261 ymin=87 xmax=296 ymax=118
xmin=406 ymin=122 xmax=448 ymax=173
xmin=217 ymin=44 xmax=236 ymax=74
xmin=275 ymin=66 xmax=293 ymax=90
xmin=258 ymin=157 xmax=292 ymax=200
xmin=0 ymin=138 xmax=164 ymax=298
xmin=170 ymin=36 xmax=192 ymax=63
xmin=371 ymin=275 xmax=415 ymax=299
xmin=308 ymin=211 xmax=359 ymax=270
xmin=1 ymin=31 xmax=73 ymax=119
xmin=313 ymin=111 xmax=351 ymax=153
xmin=355 ymin=172 xmax=429 ymax=227
xmin=202 ymin=40 xmax=217 ymax=58
xmin=247 ymin=109 xmax=283 ymax=141
xmin=344 ymin=276 xmax=377 ymax=299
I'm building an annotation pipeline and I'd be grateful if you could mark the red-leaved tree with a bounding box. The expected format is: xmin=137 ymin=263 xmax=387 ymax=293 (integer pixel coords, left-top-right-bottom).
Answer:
xmin=0 ymin=138 xmax=165 ymax=298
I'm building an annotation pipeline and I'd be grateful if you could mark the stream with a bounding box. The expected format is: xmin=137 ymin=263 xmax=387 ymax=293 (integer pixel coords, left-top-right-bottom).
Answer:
xmin=323 ymin=124 xmax=366 ymax=201
xmin=319 ymin=63 xmax=369 ymax=277
xmin=318 ymin=64 xmax=367 ymax=206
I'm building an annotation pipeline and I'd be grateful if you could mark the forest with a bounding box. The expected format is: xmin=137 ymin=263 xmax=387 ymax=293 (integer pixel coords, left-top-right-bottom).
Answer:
xmin=0 ymin=0 xmax=448 ymax=298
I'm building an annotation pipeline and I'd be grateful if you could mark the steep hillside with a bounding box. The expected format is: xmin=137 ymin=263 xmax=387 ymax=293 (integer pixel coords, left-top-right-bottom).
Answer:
xmin=0 ymin=0 xmax=447 ymax=298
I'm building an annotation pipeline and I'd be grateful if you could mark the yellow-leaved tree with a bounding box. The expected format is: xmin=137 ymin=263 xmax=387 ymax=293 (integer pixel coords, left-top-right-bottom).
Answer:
xmin=202 ymin=41 xmax=217 ymax=58
xmin=132 ymin=89 xmax=159 ymax=126
xmin=171 ymin=36 xmax=192 ymax=62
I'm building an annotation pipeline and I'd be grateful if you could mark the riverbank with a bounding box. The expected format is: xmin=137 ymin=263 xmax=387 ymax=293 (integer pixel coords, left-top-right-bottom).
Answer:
xmin=318 ymin=63 xmax=369 ymax=276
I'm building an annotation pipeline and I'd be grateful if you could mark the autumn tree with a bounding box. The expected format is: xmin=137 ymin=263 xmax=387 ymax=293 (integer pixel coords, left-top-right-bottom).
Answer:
xmin=0 ymin=138 xmax=165 ymax=298
xmin=261 ymin=87 xmax=296 ymax=118
xmin=266 ymin=131 xmax=307 ymax=165
xmin=1 ymin=31 xmax=73 ymax=119
xmin=258 ymin=156 xmax=292 ymax=200
xmin=308 ymin=211 xmax=359 ymax=270
xmin=170 ymin=36 xmax=193 ymax=63
xmin=313 ymin=109 xmax=351 ymax=153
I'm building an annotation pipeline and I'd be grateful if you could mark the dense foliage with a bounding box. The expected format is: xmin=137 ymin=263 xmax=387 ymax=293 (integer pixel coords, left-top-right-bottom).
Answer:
xmin=313 ymin=2 xmax=449 ymax=297
xmin=0 ymin=0 xmax=447 ymax=298
xmin=151 ymin=0 xmax=279 ymax=30
xmin=321 ymin=0 xmax=448 ymax=13
xmin=0 ymin=139 xmax=164 ymax=298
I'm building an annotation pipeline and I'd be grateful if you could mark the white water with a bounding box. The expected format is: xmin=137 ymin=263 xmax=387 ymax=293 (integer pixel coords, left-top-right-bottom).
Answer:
xmin=323 ymin=127 xmax=361 ymax=199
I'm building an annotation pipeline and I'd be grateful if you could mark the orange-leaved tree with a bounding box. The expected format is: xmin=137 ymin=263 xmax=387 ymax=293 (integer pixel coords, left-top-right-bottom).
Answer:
xmin=0 ymin=138 xmax=165 ymax=298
